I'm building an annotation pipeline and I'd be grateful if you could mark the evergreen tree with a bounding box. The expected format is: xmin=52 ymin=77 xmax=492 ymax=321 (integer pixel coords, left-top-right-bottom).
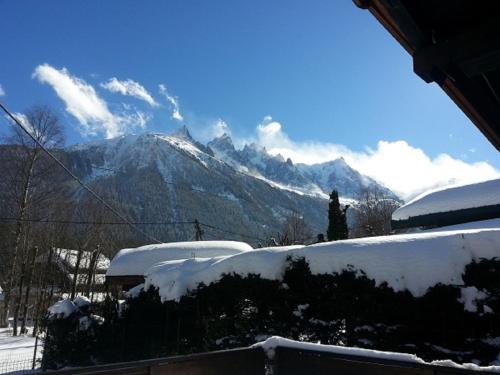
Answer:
xmin=327 ymin=189 xmax=349 ymax=241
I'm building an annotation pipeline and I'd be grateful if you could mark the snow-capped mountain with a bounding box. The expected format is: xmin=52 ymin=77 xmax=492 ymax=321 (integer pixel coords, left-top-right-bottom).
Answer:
xmin=65 ymin=129 xmax=329 ymax=244
xmin=208 ymin=135 xmax=323 ymax=197
xmin=45 ymin=127 xmax=397 ymax=244
xmin=208 ymin=133 xmax=395 ymax=199
xmin=297 ymin=158 xmax=395 ymax=199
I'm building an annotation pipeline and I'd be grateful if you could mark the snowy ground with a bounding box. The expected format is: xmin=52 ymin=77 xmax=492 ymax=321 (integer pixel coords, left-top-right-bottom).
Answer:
xmin=0 ymin=328 xmax=41 ymax=374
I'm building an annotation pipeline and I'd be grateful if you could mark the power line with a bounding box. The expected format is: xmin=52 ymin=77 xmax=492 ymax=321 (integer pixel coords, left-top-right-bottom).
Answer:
xmin=0 ymin=216 xmax=267 ymax=243
xmin=0 ymin=102 xmax=162 ymax=244
xmin=199 ymin=222 xmax=266 ymax=242
xmin=0 ymin=217 xmax=196 ymax=226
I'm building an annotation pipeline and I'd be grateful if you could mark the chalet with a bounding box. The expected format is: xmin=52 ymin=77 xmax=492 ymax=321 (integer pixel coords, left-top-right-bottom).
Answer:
xmin=106 ymin=240 xmax=253 ymax=291
xmin=35 ymin=248 xmax=110 ymax=295
xmin=391 ymin=178 xmax=500 ymax=231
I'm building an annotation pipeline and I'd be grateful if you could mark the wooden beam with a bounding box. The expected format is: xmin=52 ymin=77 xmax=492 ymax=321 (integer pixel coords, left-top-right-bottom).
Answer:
xmin=413 ymin=18 xmax=500 ymax=83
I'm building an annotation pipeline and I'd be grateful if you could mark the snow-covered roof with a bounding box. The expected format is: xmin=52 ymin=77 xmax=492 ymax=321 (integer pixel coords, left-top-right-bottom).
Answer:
xmin=254 ymin=336 xmax=500 ymax=372
xmin=143 ymin=228 xmax=500 ymax=301
xmin=68 ymin=273 xmax=107 ymax=285
xmin=36 ymin=248 xmax=110 ymax=272
xmin=107 ymin=240 xmax=253 ymax=277
xmin=393 ymin=178 xmax=500 ymax=221
xmin=48 ymin=299 xmax=77 ymax=318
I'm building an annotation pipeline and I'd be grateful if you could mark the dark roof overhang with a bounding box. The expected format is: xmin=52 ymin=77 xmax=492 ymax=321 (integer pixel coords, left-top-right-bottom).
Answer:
xmin=354 ymin=0 xmax=500 ymax=150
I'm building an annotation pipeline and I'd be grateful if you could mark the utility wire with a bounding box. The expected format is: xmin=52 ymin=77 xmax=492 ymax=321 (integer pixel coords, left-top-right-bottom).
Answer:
xmin=0 ymin=217 xmax=196 ymax=226
xmin=0 ymin=216 xmax=266 ymax=243
xmin=0 ymin=102 xmax=162 ymax=244
xmin=0 ymin=103 xmax=282 ymax=245
xmin=199 ymin=222 xmax=266 ymax=242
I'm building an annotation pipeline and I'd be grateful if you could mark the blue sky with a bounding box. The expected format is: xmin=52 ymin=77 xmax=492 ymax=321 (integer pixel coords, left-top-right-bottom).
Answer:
xmin=0 ymin=1 xmax=498 ymax=198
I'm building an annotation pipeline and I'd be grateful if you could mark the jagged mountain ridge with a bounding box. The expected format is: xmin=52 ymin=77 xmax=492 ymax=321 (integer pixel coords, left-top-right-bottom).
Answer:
xmin=207 ymin=132 xmax=395 ymax=199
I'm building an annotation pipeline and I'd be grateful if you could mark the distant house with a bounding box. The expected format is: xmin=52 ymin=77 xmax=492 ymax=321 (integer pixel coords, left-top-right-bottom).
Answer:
xmin=35 ymin=248 xmax=110 ymax=295
xmin=106 ymin=241 xmax=253 ymax=291
xmin=391 ymin=179 xmax=500 ymax=231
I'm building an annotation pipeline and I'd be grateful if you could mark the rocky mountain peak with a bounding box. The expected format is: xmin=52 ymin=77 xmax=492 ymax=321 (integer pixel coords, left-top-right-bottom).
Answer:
xmin=208 ymin=133 xmax=235 ymax=152
xmin=171 ymin=125 xmax=193 ymax=140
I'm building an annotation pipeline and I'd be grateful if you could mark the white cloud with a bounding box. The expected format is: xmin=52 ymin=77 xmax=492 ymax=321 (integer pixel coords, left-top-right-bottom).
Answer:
xmin=212 ymin=119 xmax=230 ymax=138
xmin=10 ymin=112 xmax=34 ymax=135
xmin=33 ymin=64 xmax=147 ymax=138
xmin=159 ymin=84 xmax=183 ymax=121
xmin=251 ymin=116 xmax=500 ymax=200
xmin=101 ymin=78 xmax=158 ymax=107
xmin=0 ymin=84 xmax=5 ymax=96
xmin=349 ymin=141 xmax=499 ymax=200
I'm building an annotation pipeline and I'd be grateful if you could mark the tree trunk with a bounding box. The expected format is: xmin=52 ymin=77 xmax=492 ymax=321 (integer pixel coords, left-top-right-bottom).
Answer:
xmin=70 ymin=248 xmax=84 ymax=300
xmin=33 ymin=247 xmax=54 ymax=337
xmin=20 ymin=246 xmax=39 ymax=334
xmin=1 ymin=153 xmax=37 ymax=328
xmin=12 ymin=249 xmax=28 ymax=336
xmin=85 ymin=245 xmax=99 ymax=297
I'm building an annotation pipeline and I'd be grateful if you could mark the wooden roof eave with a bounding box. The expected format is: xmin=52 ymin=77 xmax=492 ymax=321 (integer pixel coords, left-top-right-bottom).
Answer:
xmin=354 ymin=0 xmax=500 ymax=150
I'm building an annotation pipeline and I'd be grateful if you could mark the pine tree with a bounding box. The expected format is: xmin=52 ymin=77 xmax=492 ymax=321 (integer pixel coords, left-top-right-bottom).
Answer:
xmin=327 ymin=189 xmax=349 ymax=241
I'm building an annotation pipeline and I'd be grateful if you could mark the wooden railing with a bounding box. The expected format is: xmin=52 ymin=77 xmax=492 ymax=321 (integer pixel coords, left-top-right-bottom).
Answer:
xmin=44 ymin=346 xmax=498 ymax=375
xmin=44 ymin=347 xmax=265 ymax=375
xmin=271 ymin=346 xmax=492 ymax=375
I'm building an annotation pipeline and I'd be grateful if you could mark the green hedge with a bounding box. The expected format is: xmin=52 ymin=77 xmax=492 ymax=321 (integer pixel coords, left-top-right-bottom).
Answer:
xmin=42 ymin=256 xmax=500 ymax=369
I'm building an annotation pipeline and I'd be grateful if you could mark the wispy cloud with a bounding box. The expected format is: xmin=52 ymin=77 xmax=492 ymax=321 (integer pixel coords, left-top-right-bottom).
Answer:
xmin=11 ymin=112 xmax=34 ymax=135
xmin=0 ymin=84 xmax=5 ymax=96
xmin=248 ymin=116 xmax=500 ymax=200
xmin=101 ymin=78 xmax=158 ymax=107
xmin=158 ymin=84 xmax=183 ymax=121
xmin=211 ymin=119 xmax=230 ymax=138
xmin=33 ymin=64 xmax=148 ymax=138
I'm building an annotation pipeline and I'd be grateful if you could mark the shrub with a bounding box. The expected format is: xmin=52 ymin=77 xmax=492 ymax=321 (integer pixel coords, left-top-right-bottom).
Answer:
xmin=42 ymin=257 xmax=500 ymax=369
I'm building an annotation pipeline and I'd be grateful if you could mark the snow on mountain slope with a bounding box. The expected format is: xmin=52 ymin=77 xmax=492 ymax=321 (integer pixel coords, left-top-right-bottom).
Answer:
xmin=65 ymin=129 xmax=329 ymax=243
xmin=209 ymin=133 xmax=396 ymax=200
xmin=62 ymin=127 xmax=400 ymax=243
xmin=298 ymin=158 xmax=396 ymax=199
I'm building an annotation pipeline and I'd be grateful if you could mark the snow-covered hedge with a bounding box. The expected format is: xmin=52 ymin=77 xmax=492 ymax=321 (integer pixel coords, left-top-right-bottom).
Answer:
xmin=42 ymin=296 xmax=108 ymax=369
xmin=42 ymin=254 xmax=500 ymax=368
xmin=143 ymin=228 xmax=500 ymax=300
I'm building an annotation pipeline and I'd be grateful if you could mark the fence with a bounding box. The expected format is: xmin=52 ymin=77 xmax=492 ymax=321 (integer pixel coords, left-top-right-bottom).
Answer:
xmin=270 ymin=346 xmax=492 ymax=375
xmin=0 ymin=352 xmax=39 ymax=375
xmin=45 ymin=347 xmax=264 ymax=375
xmin=42 ymin=345 xmax=498 ymax=375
